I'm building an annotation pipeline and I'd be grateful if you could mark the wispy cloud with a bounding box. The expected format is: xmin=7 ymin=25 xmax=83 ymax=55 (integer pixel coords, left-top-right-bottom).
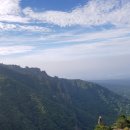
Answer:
xmin=0 ymin=26 xmax=129 ymax=51
xmin=0 ymin=45 xmax=34 ymax=55
xmin=7 ymin=34 xmax=129 ymax=61
xmin=0 ymin=22 xmax=51 ymax=32
xmin=39 ymin=27 xmax=130 ymax=45
xmin=35 ymin=37 xmax=130 ymax=61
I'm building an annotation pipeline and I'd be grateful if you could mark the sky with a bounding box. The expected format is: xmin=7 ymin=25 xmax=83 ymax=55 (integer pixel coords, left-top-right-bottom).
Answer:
xmin=0 ymin=0 xmax=130 ymax=80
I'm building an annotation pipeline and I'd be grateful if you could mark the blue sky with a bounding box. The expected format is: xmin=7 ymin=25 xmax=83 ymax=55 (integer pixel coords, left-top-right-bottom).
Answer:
xmin=0 ymin=0 xmax=130 ymax=80
xmin=21 ymin=0 xmax=87 ymax=11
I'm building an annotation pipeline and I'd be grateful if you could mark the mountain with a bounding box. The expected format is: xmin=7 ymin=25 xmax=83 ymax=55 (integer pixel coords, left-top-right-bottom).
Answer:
xmin=0 ymin=63 xmax=130 ymax=130
xmin=93 ymin=80 xmax=130 ymax=100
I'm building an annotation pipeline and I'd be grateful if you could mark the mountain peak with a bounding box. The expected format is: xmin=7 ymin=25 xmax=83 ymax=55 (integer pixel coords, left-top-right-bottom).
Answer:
xmin=0 ymin=63 xmax=49 ymax=80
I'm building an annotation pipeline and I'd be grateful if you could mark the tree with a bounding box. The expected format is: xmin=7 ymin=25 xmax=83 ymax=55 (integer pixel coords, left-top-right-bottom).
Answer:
xmin=115 ymin=115 xmax=128 ymax=129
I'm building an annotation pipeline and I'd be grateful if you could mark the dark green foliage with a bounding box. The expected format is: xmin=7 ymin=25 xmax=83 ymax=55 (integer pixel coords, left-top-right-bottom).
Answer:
xmin=95 ymin=125 xmax=112 ymax=130
xmin=116 ymin=115 xmax=128 ymax=129
xmin=0 ymin=64 xmax=130 ymax=130
xmin=113 ymin=115 xmax=130 ymax=129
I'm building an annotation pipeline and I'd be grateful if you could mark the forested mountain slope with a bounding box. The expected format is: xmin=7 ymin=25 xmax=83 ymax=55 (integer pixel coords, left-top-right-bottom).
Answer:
xmin=93 ymin=80 xmax=130 ymax=99
xmin=0 ymin=64 xmax=130 ymax=130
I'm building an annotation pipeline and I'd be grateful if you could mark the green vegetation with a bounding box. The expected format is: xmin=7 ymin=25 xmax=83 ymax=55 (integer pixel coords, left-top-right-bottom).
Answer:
xmin=94 ymin=80 xmax=130 ymax=99
xmin=95 ymin=125 xmax=112 ymax=130
xmin=95 ymin=115 xmax=130 ymax=130
xmin=0 ymin=64 xmax=130 ymax=130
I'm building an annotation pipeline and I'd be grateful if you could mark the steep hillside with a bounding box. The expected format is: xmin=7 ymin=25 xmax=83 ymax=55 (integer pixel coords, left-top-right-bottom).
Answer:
xmin=93 ymin=80 xmax=130 ymax=99
xmin=0 ymin=64 xmax=130 ymax=130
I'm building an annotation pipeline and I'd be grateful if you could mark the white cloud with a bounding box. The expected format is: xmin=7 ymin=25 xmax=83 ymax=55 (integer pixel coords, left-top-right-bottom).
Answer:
xmin=0 ymin=0 xmax=51 ymax=32
xmin=39 ymin=27 xmax=130 ymax=45
xmin=0 ymin=22 xmax=51 ymax=32
xmin=11 ymin=35 xmax=129 ymax=62
xmin=0 ymin=22 xmax=16 ymax=30
xmin=0 ymin=0 xmax=20 ymax=15
xmin=1 ymin=0 xmax=130 ymax=30
xmin=19 ymin=25 xmax=51 ymax=32
xmin=0 ymin=0 xmax=28 ymax=23
xmin=23 ymin=0 xmax=130 ymax=27
xmin=0 ymin=45 xmax=34 ymax=55
xmin=39 ymin=38 xmax=130 ymax=61
xmin=0 ymin=15 xmax=29 ymax=23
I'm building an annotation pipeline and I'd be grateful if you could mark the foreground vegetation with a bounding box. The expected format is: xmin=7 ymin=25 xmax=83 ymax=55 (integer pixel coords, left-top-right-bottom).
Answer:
xmin=95 ymin=115 xmax=130 ymax=130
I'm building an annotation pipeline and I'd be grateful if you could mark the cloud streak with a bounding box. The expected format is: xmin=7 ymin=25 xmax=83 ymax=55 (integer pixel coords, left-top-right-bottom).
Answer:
xmin=0 ymin=45 xmax=34 ymax=55
xmin=39 ymin=27 xmax=130 ymax=45
xmin=0 ymin=22 xmax=51 ymax=32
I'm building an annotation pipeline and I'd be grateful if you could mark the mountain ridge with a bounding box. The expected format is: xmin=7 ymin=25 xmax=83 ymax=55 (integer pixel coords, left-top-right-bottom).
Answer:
xmin=0 ymin=63 xmax=130 ymax=130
